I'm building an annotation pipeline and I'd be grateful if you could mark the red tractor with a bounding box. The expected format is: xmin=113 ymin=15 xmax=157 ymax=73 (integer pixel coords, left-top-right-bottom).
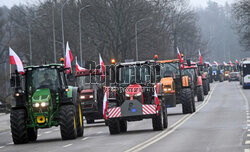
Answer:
xmin=105 ymin=60 xmax=168 ymax=134
xmin=183 ymin=63 xmax=204 ymax=102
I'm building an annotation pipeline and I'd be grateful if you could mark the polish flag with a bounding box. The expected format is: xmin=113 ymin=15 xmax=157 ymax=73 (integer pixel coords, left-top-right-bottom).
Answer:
xmin=99 ymin=54 xmax=105 ymax=80
xmin=102 ymin=91 xmax=108 ymax=120
xmin=199 ymin=50 xmax=203 ymax=65
xmin=154 ymin=88 xmax=160 ymax=112
xmin=229 ymin=61 xmax=234 ymax=66
xmin=235 ymin=60 xmax=239 ymax=64
xmin=9 ymin=47 xmax=24 ymax=74
xmin=213 ymin=61 xmax=218 ymax=66
xmin=65 ymin=41 xmax=73 ymax=74
xmin=177 ymin=47 xmax=183 ymax=63
xmin=223 ymin=62 xmax=227 ymax=66
xmin=75 ymin=56 xmax=85 ymax=72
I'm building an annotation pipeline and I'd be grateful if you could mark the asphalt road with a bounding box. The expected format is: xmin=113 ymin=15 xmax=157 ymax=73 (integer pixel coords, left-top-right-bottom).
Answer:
xmin=0 ymin=81 xmax=249 ymax=152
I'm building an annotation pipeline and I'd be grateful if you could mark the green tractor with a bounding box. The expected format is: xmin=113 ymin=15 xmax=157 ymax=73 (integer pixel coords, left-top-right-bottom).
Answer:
xmin=10 ymin=63 xmax=83 ymax=144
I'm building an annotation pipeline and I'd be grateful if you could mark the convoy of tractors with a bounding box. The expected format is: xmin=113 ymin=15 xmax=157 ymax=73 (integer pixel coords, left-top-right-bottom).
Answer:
xmin=8 ymin=52 xmax=247 ymax=144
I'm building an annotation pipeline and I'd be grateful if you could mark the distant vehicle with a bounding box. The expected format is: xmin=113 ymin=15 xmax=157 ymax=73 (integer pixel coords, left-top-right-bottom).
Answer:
xmin=229 ymin=72 xmax=240 ymax=81
xmin=240 ymin=58 xmax=250 ymax=88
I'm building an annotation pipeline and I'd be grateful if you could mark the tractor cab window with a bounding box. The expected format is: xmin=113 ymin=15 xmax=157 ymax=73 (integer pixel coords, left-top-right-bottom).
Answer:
xmin=161 ymin=62 xmax=180 ymax=78
xmin=243 ymin=64 xmax=250 ymax=76
xmin=26 ymin=68 xmax=60 ymax=93
xmin=77 ymin=75 xmax=101 ymax=89
xmin=118 ymin=65 xmax=150 ymax=84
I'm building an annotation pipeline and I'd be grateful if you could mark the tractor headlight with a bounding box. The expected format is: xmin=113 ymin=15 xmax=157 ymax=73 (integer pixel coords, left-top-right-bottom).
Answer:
xmin=33 ymin=103 xmax=40 ymax=108
xmin=163 ymin=88 xmax=171 ymax=92
xmin=41 ymin=102 xmax=49 ymax=107
xmin=80 ymin=95 xmax=85 ymax=99
xmin=125 ymin=94 xmax=130 ymax=97
xmin=134 ymin=92 xmax=142 ymax=96
xmin=89 ymin=95 xmax=94 ymax=98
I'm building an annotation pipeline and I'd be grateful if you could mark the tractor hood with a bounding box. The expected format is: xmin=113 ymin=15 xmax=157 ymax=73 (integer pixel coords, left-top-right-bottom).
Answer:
xmin=125 ymin=84 xmax=142 ymax=96
xmin=32 ymin=88 xmax=51 ymax=103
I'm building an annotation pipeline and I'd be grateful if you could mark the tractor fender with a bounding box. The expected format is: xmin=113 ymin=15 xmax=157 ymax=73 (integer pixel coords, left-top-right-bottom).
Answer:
xmin=197 ymin=76 xmax=203 ymax=86
xmin=67 ymin=86 xmax=79 ymax=105
xmin=182 ymin=76 xmax=189 ymax=87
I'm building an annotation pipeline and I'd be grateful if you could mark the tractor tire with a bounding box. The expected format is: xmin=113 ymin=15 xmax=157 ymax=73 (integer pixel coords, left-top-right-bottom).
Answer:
xmin=119 ymin=119 xmax=127 ymax=132
xmin=27 ymin=127 xmax=37 ymax=142
xmin=181 ymin=88 xmax=194 ymax=114
xmin=60 ymin=105 xmax=77 ymax=140
xmin=197 ymin=86 xmax=204 ymax=102
xmin=152 ymin=106 xmax=166 ymax=131
xmin=108 ymin=119 xmax=120 ymax=134
xmin=76 ymin=103 xmax=84 ymax=137
xmin=203 ymin=79 xmax=208 ymax=95
xmin=10 ymin=109 xmax=29 ymax=144
xmin=208 ymin=81 xmax=210 ymax=91
xmin=192 ymin=92 xmax=196 ymax=112
xmin=163 ymin=106 xmax=168 ymax=128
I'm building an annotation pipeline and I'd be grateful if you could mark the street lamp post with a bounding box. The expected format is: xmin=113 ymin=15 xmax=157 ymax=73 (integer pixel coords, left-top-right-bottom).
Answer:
xmin=61 ymin=0 xmax=70 ymax=57
xmin=135 ymin=18 xmax=148 ymax=61
xmin=28 ymin=24 xmax=32 ymax=65
xmin=79 ymin=5 xmax=91 ymax=65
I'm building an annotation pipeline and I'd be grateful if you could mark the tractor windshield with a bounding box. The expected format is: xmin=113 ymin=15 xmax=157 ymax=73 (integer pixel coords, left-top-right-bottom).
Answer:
xmin=161 ymin=62 xmax=180 ymax=77
xmin=26 ymin=68 xmax=60 ymax=93
xmin=77 ymin=75 xmax=101 ymax=89
xmin=212 ymin=65 xmax=217 ymax=71
xmin=118 ymin=65 xmax=150 ymax=84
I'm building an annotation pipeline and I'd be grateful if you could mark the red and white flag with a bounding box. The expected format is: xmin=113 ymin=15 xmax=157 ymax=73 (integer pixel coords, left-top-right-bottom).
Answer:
xmin=223 ymin=61 xmax=227 ymax=66
xmin=75 ymin=56 xmax=85 ymax=72
xmin=65 ymin=41 xmax=73 ymax=74
xmin=9 ymin=47 xmax=24 ymax=74
xmin=99 ymin=54 xmax=105 ymax=80
xmin=177 ymin=47 xmax=183 ymax=63
xmin=235 ymin=60 xmax=239 ymax=64
xmin=213 ymin=61 xmax=218 ymax=66
xmin=199 ymin=50 xmax=203 ymax=64
xmin=103 ymin=91 xmax=108 ymax=120
xmin=229 ymin=61 xmax=234 ymax=66
xmin=154 ymin=88 xmax=160 ymax=112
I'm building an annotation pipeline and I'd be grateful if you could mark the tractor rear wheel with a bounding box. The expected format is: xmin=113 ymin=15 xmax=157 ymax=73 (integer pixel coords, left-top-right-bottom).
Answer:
xmin=76 ymin=103 xmax=84 ymax=137
xmin=203 ymin=79 xmax=208 ymax=95
xmin=197 ymin=86 xmax=204 ymax=102
xmin=108 ymin=119 xmax=120 ymax=134
xmin=181 ymin=88 xmax=194 ymax=114
xmin=60 ymin=105 xmax=77 ymax=140
xmin=119 ymin=119 xmax=127 ymax=132
xmin=27 ymin=127 xmax=37 ymax=142
xmin=10 ymin=109 xmax=29 ymax=144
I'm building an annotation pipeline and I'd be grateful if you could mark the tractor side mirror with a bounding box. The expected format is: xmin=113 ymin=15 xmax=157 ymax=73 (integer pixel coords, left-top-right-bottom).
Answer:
xmin=187 ymin=59 xmax=191 ymax=66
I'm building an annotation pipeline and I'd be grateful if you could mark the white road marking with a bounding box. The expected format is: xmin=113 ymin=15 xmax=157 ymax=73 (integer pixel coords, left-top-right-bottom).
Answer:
xmin=124 ymin=85 xmax=216 ymax=152
xmin=248 ymin=120 xmax=250 ymax=123
xmin=247 ymin=116 xmax=250 ymax=119
xmin=247 ymin=134 xmax=250 ymax=137
xmin=0 ymin=146 xmax=5 ymax=149
xmin=44 ymin=131 xmax=52 ymax=134
xmin=7 ymin=142 xmax=13 ymax=145
xmin=81 ymin=137 xmax=89 ymax=141
xmin=54 ymin=128 xmax=59 ymax=131
xmin=244 ymin=149 xmax=250 ymax=152
xmin=245 ymin=140 xmax=250 ymax=145
xmin=97 ymin=131 xmax=103 ymax=134
xmin=63 ymin=144 xmax=72 ymax=148
xmin=248 ymin=129 xmax=250 ymax=132
xmin=248 ymin=124 xmax=250 ymax=127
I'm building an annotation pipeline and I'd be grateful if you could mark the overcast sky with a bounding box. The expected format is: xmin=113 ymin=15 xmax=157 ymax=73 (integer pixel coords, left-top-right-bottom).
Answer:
xmin=0 ymin=0 xmax=236 ymax=8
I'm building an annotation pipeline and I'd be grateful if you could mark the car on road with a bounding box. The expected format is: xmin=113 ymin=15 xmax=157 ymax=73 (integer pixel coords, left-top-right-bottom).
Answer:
xmin=229 ymin=72 xmax=240 ymax=81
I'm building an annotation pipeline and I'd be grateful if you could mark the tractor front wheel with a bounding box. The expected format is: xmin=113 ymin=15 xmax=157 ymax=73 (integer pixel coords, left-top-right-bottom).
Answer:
xmin=197 ymin=86 xmax=204 ymax=102
xmin=10 ymin=109 xmax=29 ymax=144
xmin=119 ymin=119 xmax=127 ymax=132
xmin=203 ymin=79 xmax=209 ymax=95
xmin=76 ymin=103 xmax=84 ymax=137
xmin=60 ymin=105 xmax=77 ymax=140
xmin=108 ymin=119 xmax=120 ymax=134
xmin=181 ymin=88 xmax=194 ymax=114
xmin=152 ymin=105 xmax=167 ymax=131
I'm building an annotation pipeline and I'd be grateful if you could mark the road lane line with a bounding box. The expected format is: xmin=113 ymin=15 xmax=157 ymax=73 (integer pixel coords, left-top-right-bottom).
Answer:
xmin=0 ymin=146 xmax=5 ymax=149
xmin=244 ymin=149 xmax=250 ymax=152
xmin=63 ymin=144 xmax=72 ymax=148
xmin=239 ymin=87 xmax=249 ymax=112
xmin=248 ymin=129 xmax=250 ymax=132
xmin=124 ymin=85 xmax=216 ymax=152
xmin=81 ymin=137 xmax=89 ymax=141
xmin=247 ymin=134 xmax=250 ymax=137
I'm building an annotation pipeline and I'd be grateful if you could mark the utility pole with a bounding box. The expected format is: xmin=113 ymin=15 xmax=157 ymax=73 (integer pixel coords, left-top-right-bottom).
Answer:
xmin=61 ymin=0 xmax=70 ymax=57
xmin=52 ymin=0 xmax=56 ymax=63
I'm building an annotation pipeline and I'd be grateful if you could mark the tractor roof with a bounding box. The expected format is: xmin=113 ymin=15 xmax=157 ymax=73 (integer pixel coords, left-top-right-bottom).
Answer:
xmin=117 ymin=60 xmax=155 ymax=66
xmin=75 ymin=69 xmax=102 ymax=77
xmin=156 ymin=59 xmax=179 ymax=63
xmin=24 ymin=63 xmax=64 ymax=69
